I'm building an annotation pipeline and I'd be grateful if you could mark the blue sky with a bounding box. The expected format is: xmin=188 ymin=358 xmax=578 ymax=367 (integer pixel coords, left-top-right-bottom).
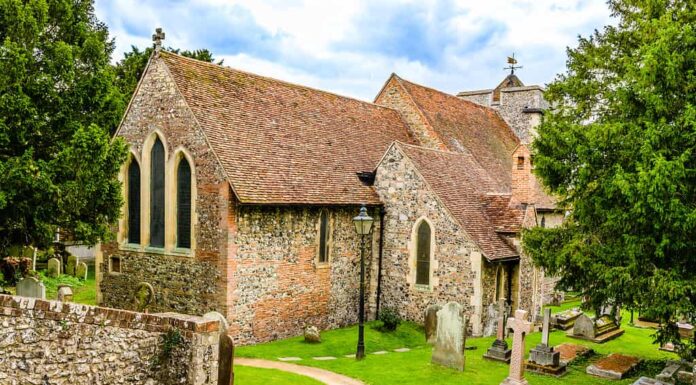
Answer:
xmin=95 ymin=0 xmax=613 ymax=101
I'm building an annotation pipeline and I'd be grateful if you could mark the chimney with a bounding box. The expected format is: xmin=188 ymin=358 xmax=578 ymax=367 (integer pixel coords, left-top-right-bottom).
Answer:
xmin=511 ymin=145 xmax=533 ymax=205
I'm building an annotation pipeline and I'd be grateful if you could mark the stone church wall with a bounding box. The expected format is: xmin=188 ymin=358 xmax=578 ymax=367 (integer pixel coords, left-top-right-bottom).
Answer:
xmin=100 ymin=57 xmax=231 ymax=318
xmin=373 ymin=146 xmax=488 ymax=335
xmin=0 ymin=295 xmax=220 ymax=385
xmin=226 ymin=205 xmax=377 ymax=345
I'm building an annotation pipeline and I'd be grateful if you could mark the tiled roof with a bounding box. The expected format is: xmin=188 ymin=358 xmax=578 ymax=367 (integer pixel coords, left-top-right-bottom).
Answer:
xmin=396 ymin=143 xmax=520 ymax=261
xmin=159 ymin=51 xmax=415 ymax=205
xmin=393 ymin=76 xmax=520 ymax=191
xmin=483 ymin=194 xmax=525 ymax=233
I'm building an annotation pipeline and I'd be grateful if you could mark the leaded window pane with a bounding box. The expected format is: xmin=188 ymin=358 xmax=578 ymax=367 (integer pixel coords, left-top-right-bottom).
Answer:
xmin=319 ymin=211 xmax=329 ymax=262
xmin=177 ymin=158 xmax=192 ymax=249
xmin=416 ymin=221 xmax=431 ymax=285
xmin=127 ymin=160 xmax=141 ymax=244
xmin=150 ymin=138 xmax=165 ymax=247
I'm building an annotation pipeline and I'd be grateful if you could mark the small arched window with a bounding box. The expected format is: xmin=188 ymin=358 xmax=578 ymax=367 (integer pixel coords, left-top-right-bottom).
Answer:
xmin=150 ymin=138 xmax=165 ymax=247
xmin=318 ymin=210 xmax=329 ymax=263
xmin=177 ymin=157 xmax=192 ymax=249
xmin=127 ymin=159 xmax=141 ymax=244
xmin=415 ymin=221 xmax=431 ymax=285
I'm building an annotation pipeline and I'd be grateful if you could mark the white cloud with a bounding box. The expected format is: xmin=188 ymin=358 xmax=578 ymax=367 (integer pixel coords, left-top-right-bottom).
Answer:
xmin=95 ymin=0 xmax=613 ymax=100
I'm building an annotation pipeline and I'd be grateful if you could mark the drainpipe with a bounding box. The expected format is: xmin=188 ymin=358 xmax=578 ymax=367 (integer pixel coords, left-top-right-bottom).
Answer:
xmin=375 ymin=206 xmax=385 ymax=319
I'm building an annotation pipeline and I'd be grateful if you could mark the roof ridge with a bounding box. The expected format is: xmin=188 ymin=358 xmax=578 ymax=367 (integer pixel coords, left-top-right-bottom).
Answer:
xmin=159 ymin=50 xmax=399 ymax=112
xmin=396 ymin=75 xmax=503 ymax=114
xmin=395 ymin=141 xmax=472 ymax=156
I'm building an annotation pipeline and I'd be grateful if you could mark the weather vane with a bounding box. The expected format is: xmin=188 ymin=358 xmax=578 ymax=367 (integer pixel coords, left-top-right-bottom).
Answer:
xmin=504 ymin=53 xmax=522 ymax=75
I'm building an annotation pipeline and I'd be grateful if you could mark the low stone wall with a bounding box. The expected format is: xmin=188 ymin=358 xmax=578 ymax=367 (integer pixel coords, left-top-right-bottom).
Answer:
xmin=0 ymin=295 xmax=220 ymax=385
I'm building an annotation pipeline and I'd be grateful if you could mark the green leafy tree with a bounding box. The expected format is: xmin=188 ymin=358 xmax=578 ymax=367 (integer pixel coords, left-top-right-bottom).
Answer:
xmin=0 ymin=0 xmax=128 ymax=252
xmin=115 ymin=46 xmax=222 ymax=103
xmin=524 ymin=0 xmax=696 ymax=358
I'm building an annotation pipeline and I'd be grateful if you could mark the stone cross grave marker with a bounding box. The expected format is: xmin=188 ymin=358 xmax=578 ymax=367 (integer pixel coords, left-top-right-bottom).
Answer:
xmin=47 ymin=257 xmax=61 ymax=278
xmin=484 ymin=299 xmax=511 ymax=362
xmin=16 ymin=277 xmax=46 ymax=299
xmin=431 ymin=302 xmax=467 ymax=371
xmin=527 ymin=308 xmax=565 ymax=376
xmin=424 ymin=304 xmax=441 ymax=345
xmin=501 ymin=309 xmax=533 ymax=385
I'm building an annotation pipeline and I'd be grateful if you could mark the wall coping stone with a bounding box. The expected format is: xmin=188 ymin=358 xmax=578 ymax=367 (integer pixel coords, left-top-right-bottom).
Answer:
xmin=0 ymin=294 xmax=219 ymax=334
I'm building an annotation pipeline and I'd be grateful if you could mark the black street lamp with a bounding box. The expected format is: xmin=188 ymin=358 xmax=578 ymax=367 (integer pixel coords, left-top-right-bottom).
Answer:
xmin=352 ymin=204 xmax=374 ymax=360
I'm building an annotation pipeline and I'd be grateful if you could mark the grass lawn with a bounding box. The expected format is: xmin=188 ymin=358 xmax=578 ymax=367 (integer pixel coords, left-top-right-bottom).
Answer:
xmin=39 ymin=267 xmax=97 ymax=305
xmin=234 ymin=366 xmax=323 ymax=385
xmin=237 ymin=303 xmax=675 ymax=385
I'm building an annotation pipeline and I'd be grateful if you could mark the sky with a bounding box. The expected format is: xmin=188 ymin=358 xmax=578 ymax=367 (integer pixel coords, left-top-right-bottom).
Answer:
xmin=95 ymin=0 xmax=614 ymax=101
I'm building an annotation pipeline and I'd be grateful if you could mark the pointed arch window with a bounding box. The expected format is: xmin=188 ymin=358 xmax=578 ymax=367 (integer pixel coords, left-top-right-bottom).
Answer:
xmin=150 ymin=138 xmax=165 ymax=247
xmin=318 ymin=210 xmax=329 ymax=263
xmin=127 ymin=160 xmax=141 ymax=244
xmin=415 ymin=221 xmax=431 ymax=285
xmin=177 ymin=157 xmax=192 ymax=249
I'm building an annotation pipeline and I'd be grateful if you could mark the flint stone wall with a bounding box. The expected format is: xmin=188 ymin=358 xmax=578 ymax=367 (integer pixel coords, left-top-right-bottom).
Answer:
xmin=0 ymin=295 xmax=220 ymax=385
xmin=373 ymin=145 xmax=484 ymax=334
xmin=228 ymin=205 xmax=377 ymax=344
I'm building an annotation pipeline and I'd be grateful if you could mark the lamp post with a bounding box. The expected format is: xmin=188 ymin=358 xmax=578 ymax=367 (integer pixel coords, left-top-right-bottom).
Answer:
xmin=352 ymin=204 xmax=373 ymax=360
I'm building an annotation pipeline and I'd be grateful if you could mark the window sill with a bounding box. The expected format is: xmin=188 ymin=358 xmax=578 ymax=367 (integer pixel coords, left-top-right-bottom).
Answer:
xmin=315 ymin=262 xmax=331 ymax=269
xmin=118 ymin=244 xmax=193 ymax=257
xmin=414 ymin=284 xmax=433 ymax=292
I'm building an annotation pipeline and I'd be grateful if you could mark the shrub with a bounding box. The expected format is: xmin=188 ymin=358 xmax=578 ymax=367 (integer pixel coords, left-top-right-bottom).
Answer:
xmin=0 ymin=257 xmax=32 ymax=285
xmin=378 ymin=307 xmax=401 ymax=331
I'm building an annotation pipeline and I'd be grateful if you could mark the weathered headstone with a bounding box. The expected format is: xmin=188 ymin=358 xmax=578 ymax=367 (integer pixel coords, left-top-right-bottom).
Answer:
xmin=218 ymin=334 xmax=234 ymax=385
xmin=203 ymin=311 xmax=230 ymax=332
xmin=47 ymin=257 xmax=61 ymax=278
xmin=66 ymin=255 xmax=78 ymax=276
xmin=16 ymin=277 xmax=46 ymax=299
xmin=551 ymin=308 xmax=583 ymax=330
xmin=500 ymin=309 xmax=533 ymax=385
xmin=678 ymin=322 xmax=694 ymax=339
xmin=134 ymin=282 xmax=155 ymax=312
xmin=586 ymin=353 xmax=641 ymax=379
xmin=527 ymin=308 xmax=566 ymax=376
xmin=304 ymin=325 xmax=321 ymax=343
xmin=424 ymin=304 xmax=441 ymax=344
xmin=431 ymin=302 xmax=467 ymax=371
xmin=75 ymin=262 xmax=88 ymax=280
xmin=57 ymin=285 xmax=73 ymax=302
xmin=632 ymin=377 xmax=670 ymax=385
xmin=484 ymin=299 xmax=511 ymax=363
xmin=570 ymin=314 xmax=624 ymax=343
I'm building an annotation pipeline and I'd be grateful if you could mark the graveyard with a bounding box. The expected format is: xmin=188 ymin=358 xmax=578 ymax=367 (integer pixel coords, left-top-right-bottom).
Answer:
xmin=234 ymin=300 xmax=677 ymax=385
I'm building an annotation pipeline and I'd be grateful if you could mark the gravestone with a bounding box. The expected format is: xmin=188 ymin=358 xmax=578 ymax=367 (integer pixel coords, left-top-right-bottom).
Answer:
xmin=47 ymin=258 xmax=61 ymax=278
xmin=75 ymin=262 xmax=88 ymax=280
xmin=555 ymin=343 xmax=592 ymax=365
xmin=500 ymin=310 xmax=533 ymax=385
xmin=678 ymin=322 xmax=694 ymax=339
xmin=526 ymin=308 xmax=566 ymax=376
xmin=57 ymin=285 xmax=73 ymax=302
xmin=586 ymin=353 xmax=641 ymax=379
xmin=484 ymin=299 xmax=511 ymax=363
xmin=218 ymin=334 xmax=234 ymax=385
xmin=424 ymin=304 xmax=441 ymax=344
xmin=203 ymin=311 xmax=230 ymax=332
xmin=431 ymin=302 xmax=467 ymax=371
xmin=551 ymin=308 xmax=583 ymax=330
xmin=632 ymin=377 xmax=670 ymax=385
xmin=66 ymin=255 xmax=78 ymax=276
xmin=304 ymin=325 xmax=321 ymax=343
xmin=16 ymin=277 xmax=46 ymax=299
xmin=134 ymin=282 xmax=155 ymax=312
xmin=655 ymin=361 xmax=681 ymax=383
xmin=569 ymin=314 xmax=624 ymax=343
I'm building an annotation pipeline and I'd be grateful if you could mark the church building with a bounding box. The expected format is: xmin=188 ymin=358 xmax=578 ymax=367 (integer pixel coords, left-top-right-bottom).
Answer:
xmin=97 ymin=43 xmax=561 ymax=344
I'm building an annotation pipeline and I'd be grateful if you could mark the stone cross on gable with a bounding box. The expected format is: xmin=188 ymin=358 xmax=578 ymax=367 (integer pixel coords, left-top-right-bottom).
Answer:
xmin=152 ymin=28 xmax=165 ymax=53
xmin=501 ymin=309 xmax=533 ymax=385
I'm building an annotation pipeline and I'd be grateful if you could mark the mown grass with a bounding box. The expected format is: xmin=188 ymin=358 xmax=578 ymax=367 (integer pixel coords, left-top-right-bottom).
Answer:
xmin=234 ymin=366 xmax=323 ymax=385
xmin=237 ymin=303 xmax=675 ymax=385
xmin=39 ymin=267 xmax=97 ymax=305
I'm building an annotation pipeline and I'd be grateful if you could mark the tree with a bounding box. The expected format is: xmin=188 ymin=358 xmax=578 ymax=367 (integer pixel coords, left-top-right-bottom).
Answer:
xmin=0 ymin=0 xmax=128 ymax=252
xmin=114 ymin=46 xmax=222 ymax=104
xmin=524 ymin=0 xmax=696 ymax=358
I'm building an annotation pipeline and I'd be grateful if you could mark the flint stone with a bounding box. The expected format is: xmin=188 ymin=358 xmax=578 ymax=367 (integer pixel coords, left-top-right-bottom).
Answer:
xmin=431 ymin=302 xmax=466 ymax=371
xmin=424 ymin=304 xmax=441 ymax=344
xmin=75 ymin=262 xmax=88 ymax=280
xmin=16 ymin=277 xmax=46 ymax=299
xmin=304 ymin=325 xmax=321 ymax=343
xmin=47 ymin=258 xmax=61 ymax=278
